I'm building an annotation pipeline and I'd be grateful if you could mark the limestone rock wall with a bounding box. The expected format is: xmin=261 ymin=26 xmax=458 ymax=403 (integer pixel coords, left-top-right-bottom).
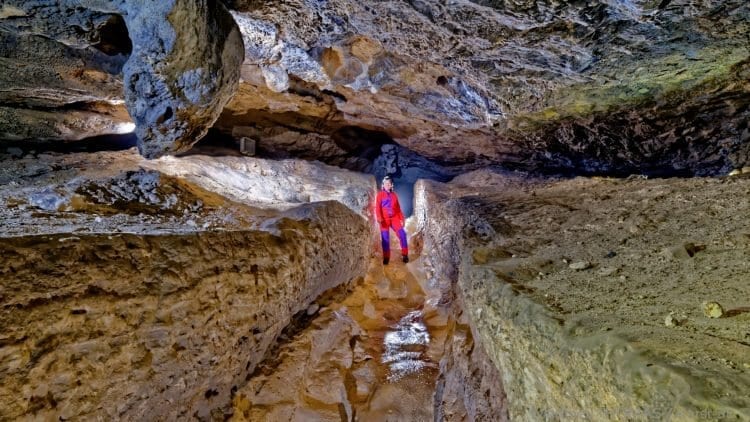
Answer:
xmin=141 ymin=154 xmax=375 ymax=217
xmin=0 ymin=150 xmax=373 ymax=420
xmin=0 ymin=0 xmax=243 ymax=157
xmin=414 ymin=179 xmax=509 ymax=421
xmin=434 ymin=305 xmax=509 ymax=422
xmin=0 ymin=4 xmax=131 ymax=141
xmin=221 ymin=1 xmax=505 ymax=167
xmin=222 ymin=0 xmax=750 ymax=175
xmin=416 ymin=172 xmax=750 ymax=420
xmin=0 ymin=205 xmax=368 ymax=420
xmin=2 ymin=1 xmax=748 ymax=174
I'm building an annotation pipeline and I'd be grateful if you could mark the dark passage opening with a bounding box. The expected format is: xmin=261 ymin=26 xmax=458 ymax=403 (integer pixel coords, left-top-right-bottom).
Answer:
xmin=331 ymin=125 xmax=393 ymax=162
xmin=93 ymin=14 xmax=133 ymax=56
xmin=0 ymin=133 xmax=137 ymax=155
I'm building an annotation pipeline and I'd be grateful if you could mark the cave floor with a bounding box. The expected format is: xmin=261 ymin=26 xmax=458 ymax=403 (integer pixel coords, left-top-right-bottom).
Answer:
xmin=451 ymin=171 xmax=750 ymax=389
xmin=231 ymin=230 xmax=448 ymax=421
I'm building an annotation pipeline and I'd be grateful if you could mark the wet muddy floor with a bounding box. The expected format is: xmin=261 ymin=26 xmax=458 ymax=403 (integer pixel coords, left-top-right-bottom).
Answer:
xmin=232 ymin=230 xmax=448 ymax=421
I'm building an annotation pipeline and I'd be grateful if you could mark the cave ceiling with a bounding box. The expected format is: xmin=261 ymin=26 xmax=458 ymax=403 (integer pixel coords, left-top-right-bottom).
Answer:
xmin=0 ymin=0 xmax=748 ymax=175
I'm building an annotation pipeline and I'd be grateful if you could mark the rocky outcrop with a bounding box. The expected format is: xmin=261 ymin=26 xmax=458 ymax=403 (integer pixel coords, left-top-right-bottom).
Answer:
xmin=0 ymin=149 xmax=372 ymax=420
xmin=220 ymin=0 xmax=749 ymax=175
xmin=417 ymin=170 xmax=750 ymax=420
xmin=3 ymin=1 xmax=747 ymax=174
xmin=232 ymin=302 xmax=366 ymax=421
xmin=121 ymin=0 xmax=243 ymax=158
xmin=0 ymin=0 xmax=243 ymax=158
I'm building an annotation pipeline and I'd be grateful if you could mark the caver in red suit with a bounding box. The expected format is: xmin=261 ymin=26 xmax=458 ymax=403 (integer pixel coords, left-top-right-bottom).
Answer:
xmin=375 ymin=176 xmax=408 ymax=265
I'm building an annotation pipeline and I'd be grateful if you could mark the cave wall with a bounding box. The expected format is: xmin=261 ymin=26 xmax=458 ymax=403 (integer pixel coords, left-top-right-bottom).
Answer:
xmin=0 ymin=3 xmax=131 ymax=141
xmin=415 ymin=173 xmax=750 ymax=420
xmin=222 ymin=0 xmax=750 ymax=175
xmin=0 ymin=150 xmax=373 ymax=420
xmin=0 ymin=0 xmax=243 ymax=158
xmin=414 ymin=180 xmax=509 ymax=420
xmin=0 ymin=206 xmax=368 ymax=420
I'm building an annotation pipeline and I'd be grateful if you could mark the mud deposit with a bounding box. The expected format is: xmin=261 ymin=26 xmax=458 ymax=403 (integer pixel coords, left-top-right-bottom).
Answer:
xmin=232 ymin=233 xmax=449 ymax=421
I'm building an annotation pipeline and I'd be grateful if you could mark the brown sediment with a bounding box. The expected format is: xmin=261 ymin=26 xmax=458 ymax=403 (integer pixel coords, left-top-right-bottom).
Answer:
xmin=232 ymin=227 xmax=450 ymax=421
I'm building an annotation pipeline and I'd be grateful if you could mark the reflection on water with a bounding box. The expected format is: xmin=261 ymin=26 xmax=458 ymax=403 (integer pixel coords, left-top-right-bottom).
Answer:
xmin=233 ymin=247 xmax=448 ymax=421
xmin=383 ymin=310 xmax=436 ymax=382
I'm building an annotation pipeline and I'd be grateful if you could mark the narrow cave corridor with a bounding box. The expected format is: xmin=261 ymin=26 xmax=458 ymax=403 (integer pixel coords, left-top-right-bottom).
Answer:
xmin=232 ymin=225 xmax=450 ymax=421
xmin=1 ymin=0 xmax=749 ymax=420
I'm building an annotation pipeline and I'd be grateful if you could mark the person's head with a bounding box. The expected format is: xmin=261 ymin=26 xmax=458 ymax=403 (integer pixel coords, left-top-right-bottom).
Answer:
xmin=382 ymin=175 xmax=394 ymax=192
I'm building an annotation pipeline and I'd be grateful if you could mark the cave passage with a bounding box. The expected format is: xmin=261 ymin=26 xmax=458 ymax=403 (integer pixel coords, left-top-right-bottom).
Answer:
xmin=233 ymin=221 xmax=447 ymax=420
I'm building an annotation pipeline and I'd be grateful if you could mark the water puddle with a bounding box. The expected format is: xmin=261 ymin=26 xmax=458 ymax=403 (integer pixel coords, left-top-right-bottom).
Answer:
xmin=232 ymin=237 xmax=448 ymax=421
xmin=382 ymin=310 xmax=436 ymax=382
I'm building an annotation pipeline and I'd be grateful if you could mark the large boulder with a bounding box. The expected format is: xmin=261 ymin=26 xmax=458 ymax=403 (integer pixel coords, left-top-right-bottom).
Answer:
xmin=120 ymin=0 xmax=243 ymax=158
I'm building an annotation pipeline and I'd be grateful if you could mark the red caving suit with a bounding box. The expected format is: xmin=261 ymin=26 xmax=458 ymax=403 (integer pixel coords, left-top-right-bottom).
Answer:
xmin=375 ymin=188 xmax=408 ymax=259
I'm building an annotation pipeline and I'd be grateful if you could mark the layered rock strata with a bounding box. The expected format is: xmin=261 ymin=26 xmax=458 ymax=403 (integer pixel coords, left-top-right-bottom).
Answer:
xmin=222 ymin=0 xmax=750 ymax=174
xmin=0 ymin=149 xmax=372 ymax=420
xmin=141 ymin=153 xmax=375 ymax=217
xmin=416 ymin=171 xmax=750 ymax=420
xmin=0 ymin=6 xmax=131 ymax=141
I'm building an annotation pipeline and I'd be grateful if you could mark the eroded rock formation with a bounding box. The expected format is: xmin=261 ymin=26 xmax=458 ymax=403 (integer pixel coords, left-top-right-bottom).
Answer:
xmin=2 ymin=0 xmax=750 ymax=420
xmin=0 ymin=4 xmax=130 ymax=141
xmin=122 ymin=0 xmax=243 ymax=158
xmin=2 ymin=1 xmax=747 ymax=174
xmin=0 ymin=0 xmax=243 ymax=158
xmin=222 ymin=0 xmax=749 ymax=175
xmin=415 ymin=175 xmax=509 ymax=421
xmin=0 ymin=150 xmax=372 ymax=420
xmin=416 ymin=171 xmax=750 ymax=419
